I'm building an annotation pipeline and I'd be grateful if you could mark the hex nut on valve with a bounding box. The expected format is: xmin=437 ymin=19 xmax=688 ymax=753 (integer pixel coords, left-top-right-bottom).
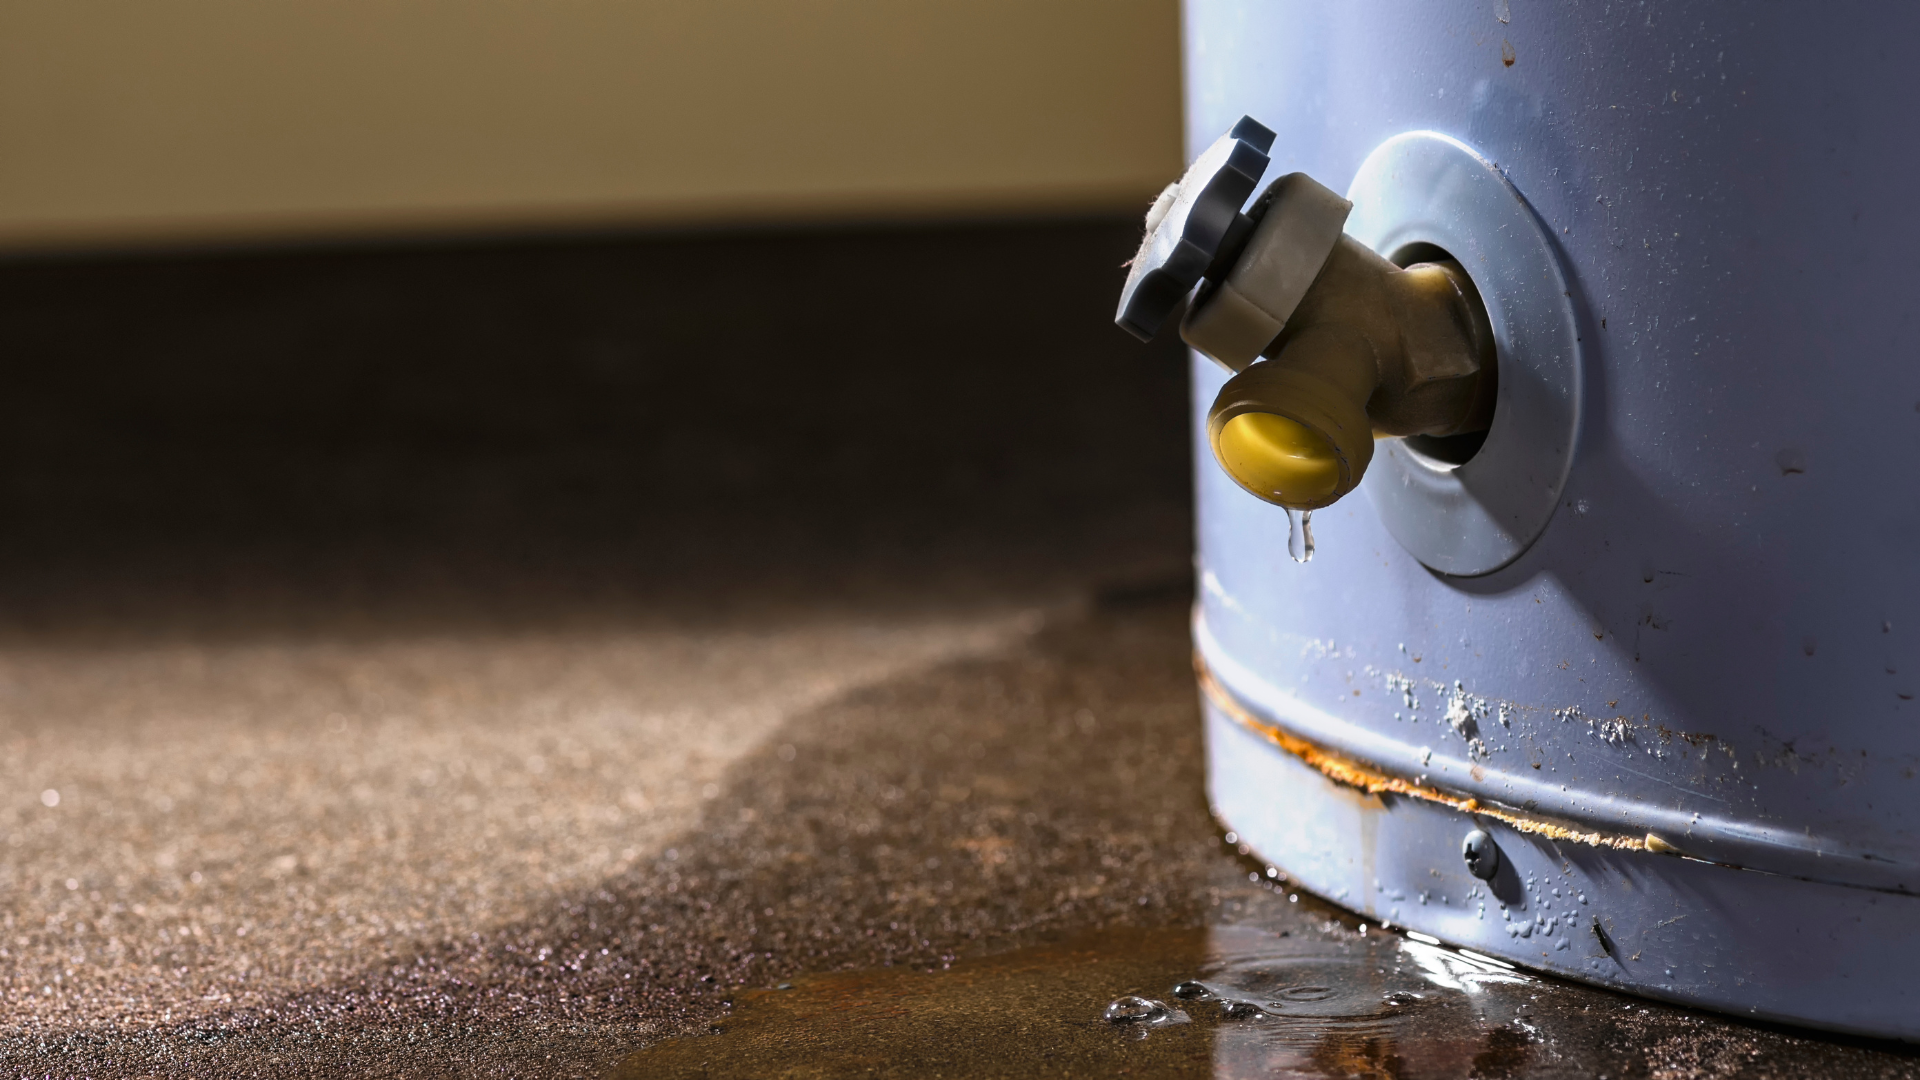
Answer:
xmin=1462 ymin=829 xmax=1500 ymax=881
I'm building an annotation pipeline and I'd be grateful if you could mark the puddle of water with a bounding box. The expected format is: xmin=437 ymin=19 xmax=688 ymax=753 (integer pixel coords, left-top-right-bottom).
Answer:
xmin=611 ymin=911 xmax=1920 ymax=1078
xmin=604 ymin=811 xmax=1920 ymax=1080
xmin=610 ymin=923 xmax=1562 ymax=1079
xmin=610 ymin=926 xmax=1217 ymax=1078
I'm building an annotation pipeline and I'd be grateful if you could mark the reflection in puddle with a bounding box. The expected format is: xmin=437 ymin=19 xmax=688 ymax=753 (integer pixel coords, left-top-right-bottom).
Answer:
xmin=1192 ymin=928 xmax=1537 ymax=1078
xmin=611 ymin=923 xmax=1574 ymax=1078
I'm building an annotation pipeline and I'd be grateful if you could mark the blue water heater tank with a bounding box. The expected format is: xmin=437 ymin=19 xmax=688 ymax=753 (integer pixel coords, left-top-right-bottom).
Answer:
xmin=1168 ymin=1 xmax=1920 ymax=1039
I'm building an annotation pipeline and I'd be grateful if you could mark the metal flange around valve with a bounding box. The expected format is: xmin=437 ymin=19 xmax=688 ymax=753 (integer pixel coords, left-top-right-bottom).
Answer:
xmin=1114 ymin=116 xmax=1274 ymax=341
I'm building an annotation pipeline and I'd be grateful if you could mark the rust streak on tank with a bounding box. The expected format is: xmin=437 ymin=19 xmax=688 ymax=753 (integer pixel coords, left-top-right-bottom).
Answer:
xmin=1196 ymin=655 xmax=1647 ymax=852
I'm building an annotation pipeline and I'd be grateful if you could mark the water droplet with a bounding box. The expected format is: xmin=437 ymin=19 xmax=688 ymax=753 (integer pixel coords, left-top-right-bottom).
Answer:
xmin=1382 ymin=990 xmax=1423 ymax=1007
xmin=1171 ymin=980 xmax=1211 ymax=1000
xmin=1287 ymin=509 xmax=1316 ymax=563
xmin=1221 ymin=999 xmax=1264 ymax=1019
xmin=1103 ymin=996 xmax=1167 ymax=1024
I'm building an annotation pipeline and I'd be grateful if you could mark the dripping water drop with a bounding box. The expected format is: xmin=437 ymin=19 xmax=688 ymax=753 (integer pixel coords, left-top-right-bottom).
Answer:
xmin=1287 ymin=509 xmax=1315 ymax=563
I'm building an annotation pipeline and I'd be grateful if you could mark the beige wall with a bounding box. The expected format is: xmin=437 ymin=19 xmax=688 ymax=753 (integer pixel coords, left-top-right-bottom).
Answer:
xmin=0 ymin=1 xmax=1181 ymax=249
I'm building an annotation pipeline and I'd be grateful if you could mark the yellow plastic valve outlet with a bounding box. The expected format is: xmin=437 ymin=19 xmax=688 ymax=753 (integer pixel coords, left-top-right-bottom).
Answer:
xmin=1205 ymin=342 xmax=1375 ymax=510
xmin=1213 ymin=412 xmax=1341 ymax=506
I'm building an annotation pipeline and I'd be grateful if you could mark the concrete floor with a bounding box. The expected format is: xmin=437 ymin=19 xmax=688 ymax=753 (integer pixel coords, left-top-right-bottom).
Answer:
xmin=0 ymin=557 xmax=1208 ymax=1075
xmin=0 ymin=222 xmax=1912 ymax=1077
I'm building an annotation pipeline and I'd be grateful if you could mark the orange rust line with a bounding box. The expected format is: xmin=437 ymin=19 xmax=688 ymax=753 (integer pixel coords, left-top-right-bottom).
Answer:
xmin=1195 ymin=654 xmax=1646 ymax=852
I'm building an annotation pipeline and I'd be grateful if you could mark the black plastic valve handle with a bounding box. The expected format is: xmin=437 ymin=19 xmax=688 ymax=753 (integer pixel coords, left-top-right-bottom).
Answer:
xmin=1115 ymin=115 xmax=1274 ymax=342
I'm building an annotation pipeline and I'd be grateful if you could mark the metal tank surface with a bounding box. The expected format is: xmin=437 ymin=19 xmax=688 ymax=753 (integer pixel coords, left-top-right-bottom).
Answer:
xmin=1177 ymin=1 xmax=1920 ymax=1040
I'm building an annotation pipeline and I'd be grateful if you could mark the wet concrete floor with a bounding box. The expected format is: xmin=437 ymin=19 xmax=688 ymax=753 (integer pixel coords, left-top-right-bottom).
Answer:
xmin=616 ymin=905 xmax=1920 ymax=1079
xmin=0 ymin=220 xmax=1912 ymax=1077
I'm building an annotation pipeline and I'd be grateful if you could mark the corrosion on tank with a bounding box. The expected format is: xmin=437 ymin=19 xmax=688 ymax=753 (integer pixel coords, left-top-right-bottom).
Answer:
xmin=1198 ymin=656 xmax=1649 ymax=852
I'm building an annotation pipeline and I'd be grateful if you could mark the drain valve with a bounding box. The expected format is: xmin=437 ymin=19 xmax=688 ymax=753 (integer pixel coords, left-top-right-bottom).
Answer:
xmin=1117 ymin=116 xmax=1496 ymax=511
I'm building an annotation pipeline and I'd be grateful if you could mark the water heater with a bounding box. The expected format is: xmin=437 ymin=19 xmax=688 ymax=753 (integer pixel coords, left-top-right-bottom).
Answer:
xmin=1124 ymin=2 xmax=1920 ymax=1039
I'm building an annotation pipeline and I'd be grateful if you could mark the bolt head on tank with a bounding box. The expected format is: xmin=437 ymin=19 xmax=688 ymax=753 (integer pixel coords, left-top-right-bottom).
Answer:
xmin=1114 ymin=116 xmax=1273 ymax=342
xmin=1461 ymin=829 xmax=1500 ymax=881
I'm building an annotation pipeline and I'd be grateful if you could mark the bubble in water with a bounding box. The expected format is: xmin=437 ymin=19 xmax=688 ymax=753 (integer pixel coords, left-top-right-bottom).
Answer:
xmin=1286 ymin=509 xmax=1315 ymax=563
xmin=1104 ymin=996 xmax=1163 ymax=1023
xmin=1103 ymin=995 xmax=1188 ymax=1034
